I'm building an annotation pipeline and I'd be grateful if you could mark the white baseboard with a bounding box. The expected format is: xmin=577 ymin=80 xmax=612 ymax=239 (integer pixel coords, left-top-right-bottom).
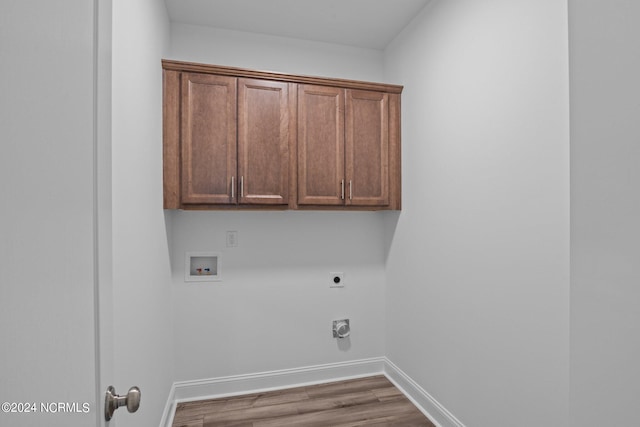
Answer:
xmin=171 ymin=357 xmax=385 ymax=403
xmin=383 ymin=358 xmax=465 ymax=427
xmin=160 ymin=357 xmax=463 ymax=427
xmin=158 ymin=383 xmax=176 ymax=427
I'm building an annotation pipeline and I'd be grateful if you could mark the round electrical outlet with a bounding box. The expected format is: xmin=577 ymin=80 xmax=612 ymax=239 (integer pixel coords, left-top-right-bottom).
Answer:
xmin=329 ymin=272 xmax=344 ymax=287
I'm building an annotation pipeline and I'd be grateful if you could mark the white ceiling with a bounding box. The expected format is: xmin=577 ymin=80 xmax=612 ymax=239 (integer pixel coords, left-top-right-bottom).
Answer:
xmin=164 ymin=0 xmax=430 ymax=50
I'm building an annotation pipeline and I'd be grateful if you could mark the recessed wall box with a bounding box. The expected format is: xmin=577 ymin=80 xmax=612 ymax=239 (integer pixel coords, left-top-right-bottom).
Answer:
xmin=333 ymin=319 xmax=350 ymax=338
xmin=185 ymin=252 xmax=221 ymax=282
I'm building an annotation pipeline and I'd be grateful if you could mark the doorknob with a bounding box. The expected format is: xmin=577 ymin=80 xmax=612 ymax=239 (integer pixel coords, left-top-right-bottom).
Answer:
xmin=104 ymin=385 xmax=141 ymax=421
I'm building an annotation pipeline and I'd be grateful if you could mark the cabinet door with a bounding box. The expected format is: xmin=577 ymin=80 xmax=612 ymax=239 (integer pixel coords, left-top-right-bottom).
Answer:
xmin=181 ymin=73 xmax=237 ymax=205
xmin=297 ymin=84 xmax=345 ymax=205
xmin=345 ymin=89 xmax=389 ymax=206
xmin=238 ymin=79 xmax=290 ymax=205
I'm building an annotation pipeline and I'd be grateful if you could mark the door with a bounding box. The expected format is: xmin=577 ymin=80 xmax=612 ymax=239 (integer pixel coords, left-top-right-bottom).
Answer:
xmin=345 ymin=89 xmax=389 ymax=206
xmin=297 ymin=84 xmax=345 ymax=205
xmin=181 ymin=73 xmax=237 ymax=205
xmin=237 ymin=78 xmax=291 ymax=205
xmin=1 ymin=1 xmax=105 ymax=426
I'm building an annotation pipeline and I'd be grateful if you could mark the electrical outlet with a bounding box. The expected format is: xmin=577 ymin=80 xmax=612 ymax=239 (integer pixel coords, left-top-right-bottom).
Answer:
xmin=226 ymin=231 xmax=238 ymax=247
xmin=329 ymin=272 xmax=344 ymax=288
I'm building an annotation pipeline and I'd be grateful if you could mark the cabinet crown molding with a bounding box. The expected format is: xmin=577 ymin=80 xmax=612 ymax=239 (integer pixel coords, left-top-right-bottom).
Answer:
xmin=162 ymin=59 xmax=403 ymax=94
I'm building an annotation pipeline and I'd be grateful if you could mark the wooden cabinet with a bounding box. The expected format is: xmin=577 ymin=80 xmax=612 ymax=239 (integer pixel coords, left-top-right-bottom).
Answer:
xmin=180 ymin=73 xmax=237 ymax=205
xmin=171 ymin=73 xmax=292 ymax=207
xmin=237 ymin=78 xmax=292 ymax=205
xmin=346 ymin=89 xmax=389 ymax=206
xmin=297 ymin=86 xmax=391 ymax=207
xmin=163 ymin=60 xmax=402 ymax=210
xmin=297 ymin=84 xmax=344 ymax=206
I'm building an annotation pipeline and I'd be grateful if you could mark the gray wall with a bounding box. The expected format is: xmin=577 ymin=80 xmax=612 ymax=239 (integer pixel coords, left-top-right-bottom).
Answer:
xmin=0 ymin=1 xmax=98 ymax=426
xmin=167 ymin=25 xmax=388 ymax=382
xmin=111 ymin=0 xmax=175 ymax=426
xmin=383 ymin=0 xmax=571 ymax=425
xmin=569 ymin=1 xmax=640 ymax=425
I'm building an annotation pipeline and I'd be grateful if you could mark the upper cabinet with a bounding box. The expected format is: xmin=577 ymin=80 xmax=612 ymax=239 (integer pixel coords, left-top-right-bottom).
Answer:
xmin=163 ymin=60 xmax=402 ymax=210
xmin=298 ymin=86 xmax=390 ymax=207
xmin=180 ymin=73 xmax=237 ymax=205
xmin=237 ymin=78 xmax=293 ymax=205
xmin=346 ymin=90 xmax=390 ymax=207
xmin=174 ymin=73 xmax=292 ymax=207
xmin=297 ymin=84 xmax=344 ymax=206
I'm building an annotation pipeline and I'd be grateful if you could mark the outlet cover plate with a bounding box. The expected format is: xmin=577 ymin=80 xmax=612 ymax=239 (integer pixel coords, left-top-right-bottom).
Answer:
xmin=226 ymin=231 xmax=238 ymax=247
xmin=329 ymin=272 xmax=344 ymax=288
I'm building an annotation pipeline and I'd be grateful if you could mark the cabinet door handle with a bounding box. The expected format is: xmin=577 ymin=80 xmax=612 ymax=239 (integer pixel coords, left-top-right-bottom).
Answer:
xmin=231 ymin=176 xmax=235 ymax=199
xmin=341 ymin=179 xmax=345 ymax=200
xmin=349 ymin=180 xmax=352 ymax=200
xmin=240 ymin=176 xmax=244 ymax=198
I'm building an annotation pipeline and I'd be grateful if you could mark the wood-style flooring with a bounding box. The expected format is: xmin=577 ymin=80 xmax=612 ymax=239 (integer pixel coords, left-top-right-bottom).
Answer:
xmin=171 ymin=375 xmax=436 ymax=427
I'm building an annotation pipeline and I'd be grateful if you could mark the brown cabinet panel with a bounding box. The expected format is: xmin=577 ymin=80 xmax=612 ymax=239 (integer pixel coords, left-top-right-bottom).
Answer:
xmin=345 ymin=89 xmax=389 ymax=206
xmin=238 ymin=79 xmax=290 ymax=205
xmin=163 ymin=69 xmax=181 ymax=209
xmin=180 ymin=73 xmax=237 ymax=205
xmin=297 ymin=85 xmax=345 ymax=205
